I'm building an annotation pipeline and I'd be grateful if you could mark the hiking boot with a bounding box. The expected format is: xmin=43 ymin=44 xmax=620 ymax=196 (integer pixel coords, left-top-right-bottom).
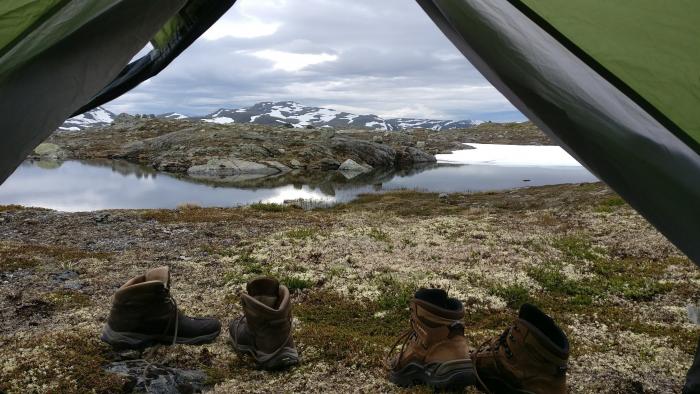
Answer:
xmin=386 ymin=288 xmax=476 ymax=390
xmin=229 ymin=277 xmax=299 ymax=369
xmin=101 ymin=266 xmax=221 ymax=349
xmin=471 ymin=303 xmax=569 ymax=394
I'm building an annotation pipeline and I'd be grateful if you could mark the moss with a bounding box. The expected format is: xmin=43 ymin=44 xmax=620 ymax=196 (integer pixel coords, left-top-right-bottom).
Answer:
xmin=367 ymin=228 xmax=390 ymax=243
xmin=375 ymin=275 xmax=415 ymax=311
xmin=595 ymin=196 xmax=626 ymax=213
xmin=0 ymin=242 xmax=111 ymax=272
xmin=249 ymin=203 xmax=291 ymax=212
xmin=141 ymin=207 xmax=246 ymax=223
xmin=281 ymin=276 xmax=314 ymax=292
xmin=295 ymin=290 xmax=409 ymax=367
xmin=286 ymin=228 xmax=318 ymax=240
xmin=0 ymin=331 xmax=125 ymax=393
xmin=0 ymin=205 xmax=25 ymax=212
xmin=42 ymin=290 xmax=91 ymax=310
xmin=529 ymin=262 xmax=672 ymax=303
xmin=490 ymin=284 xmax=532 ymax=309
xmin=552 ymin=235 xmax=601 ymax=262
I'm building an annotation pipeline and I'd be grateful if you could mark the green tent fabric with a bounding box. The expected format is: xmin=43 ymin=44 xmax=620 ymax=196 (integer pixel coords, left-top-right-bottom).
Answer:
xmin=516 ymin=0 xmax=700 ymax=149
xmin=417 ymin=0 xmax=700 ymax=264
xmin=0 ymin=0 xmax=235 ymax=185
xmin=73 ymin=0 xmax=237 ymax=116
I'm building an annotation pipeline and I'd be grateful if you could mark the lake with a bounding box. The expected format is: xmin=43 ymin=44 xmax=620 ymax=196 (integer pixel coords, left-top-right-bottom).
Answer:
xmin=0 ymin=144 xmax=597 ymax=211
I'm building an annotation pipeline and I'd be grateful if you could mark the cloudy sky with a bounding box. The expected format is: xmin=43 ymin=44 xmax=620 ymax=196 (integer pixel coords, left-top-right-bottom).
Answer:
xmin=106 ymin=0 xmax=525 ymax=122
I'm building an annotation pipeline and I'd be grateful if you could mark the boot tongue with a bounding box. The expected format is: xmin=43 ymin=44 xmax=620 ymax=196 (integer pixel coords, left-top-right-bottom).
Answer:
xmin=414 ymin=288 xmax=462 ymax=311
xmin=145 ymin=266 xmax=170 ymax=288
xmin=247 ymin=277 xmax=280 ymax=308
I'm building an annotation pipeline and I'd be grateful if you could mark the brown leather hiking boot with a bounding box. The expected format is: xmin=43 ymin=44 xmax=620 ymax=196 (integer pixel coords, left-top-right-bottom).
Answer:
xmin=386 ymin=288 xmax=476 ymax=390
xmin=101 ymin=266 xmax=221 ymax=349
xmin=229 ymin=277 xmax=299 ymax=370
xmin=472 ymin=303 xmax=569 ymax=394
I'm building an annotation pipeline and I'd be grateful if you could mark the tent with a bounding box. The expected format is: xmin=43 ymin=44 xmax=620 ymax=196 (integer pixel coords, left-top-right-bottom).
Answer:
xmin=0 ymin=0 xmax=698 ymax=266
xmin=0 ymin=0 xmax=236 ymax=186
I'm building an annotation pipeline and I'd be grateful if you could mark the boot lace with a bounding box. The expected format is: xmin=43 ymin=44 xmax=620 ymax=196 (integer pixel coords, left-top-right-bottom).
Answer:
xmin=384 ymin=317 xmax=418 ymax=370
xmin=475 ymin=325 xmax=516 ymax=359
xmin=141 ymin=290 xmax=179 ymax=392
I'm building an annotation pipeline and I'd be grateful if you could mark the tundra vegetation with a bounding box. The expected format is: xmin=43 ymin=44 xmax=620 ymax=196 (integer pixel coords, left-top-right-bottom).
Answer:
xmin=0 ymin=183 xmax=697 ymax=393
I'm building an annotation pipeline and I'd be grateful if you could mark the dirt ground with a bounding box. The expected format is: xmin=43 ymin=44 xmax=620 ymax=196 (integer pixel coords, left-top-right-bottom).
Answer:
xmin=1 ymin=182 xmax=697 ymax=393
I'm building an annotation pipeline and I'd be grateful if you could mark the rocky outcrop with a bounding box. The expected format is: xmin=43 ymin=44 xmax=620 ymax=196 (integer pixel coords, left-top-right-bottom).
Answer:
xmin=395 ymin=147 xmax=437 ymax=166
xmin=330 ymin=137 xmax=396 ymax=167
xmin=32 ymin=143 xmax=66 ymax=160
xmin=187 ymin=158 xmax=280 ymax=177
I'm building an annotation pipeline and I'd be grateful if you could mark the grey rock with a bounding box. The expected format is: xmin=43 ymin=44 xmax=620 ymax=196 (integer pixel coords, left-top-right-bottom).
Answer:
xmin=416 ymin=141 xmax=426 ymax=148
xmin=395 ymin=147 xmax=436 ymax=166
xmin=338 ymin=159 xmax=372 ymax=173
xmin=187 ymin=158 xmax=279 ymax=177
xmin=261 ymin=161 xmax=291 ymax=173
xmin=289 ymin=159 xmax=302 ymax=168
xmin=104 ymin=360 xmax=208 ymax=394
xmin=33 ymin=143 xmax=66 ymax=160
xmin=95 ymin=213 xmax=111 ymax=223
xmin=319 ymin=158 xmax=340 ymax=170
xmin=50 ymin=270 xmax=83 ymax=290
xmin=50 ymin=270 xmax=79 ymax=282
xmin=330 ymin=137 xmax=395 ymax=167
xmin=372 ymin=136 xmax=384 ymax=144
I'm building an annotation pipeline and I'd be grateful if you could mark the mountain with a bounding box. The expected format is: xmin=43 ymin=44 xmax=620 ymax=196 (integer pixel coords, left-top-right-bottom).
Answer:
xmin=58 ymin=107 xmax=116 ymax=131
xmin=58 ymin=101 xmax=482 ymax=131
xmin=199 ymin=101 xmax=482 ymax=131
xmin=159 ymin=112 xmax=189 ymax=120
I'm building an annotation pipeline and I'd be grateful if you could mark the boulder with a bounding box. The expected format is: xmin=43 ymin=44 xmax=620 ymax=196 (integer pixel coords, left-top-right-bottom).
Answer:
xmin=289 ymin=159 xmax=302 ymax=168
xmin=33 ymin=143 xmax=66 ymax=160
xmin=187 ymin=158 xmax=279 ymax=177
xmin=261 ymin=160 xmax=291 ymax=173
xmin=395 ymin=147 xmax=436 ymax=166
xmin=339 ymin=159 xmax=372 ymax=173
xmin=330 ymin=137 xmax=395 ymax=167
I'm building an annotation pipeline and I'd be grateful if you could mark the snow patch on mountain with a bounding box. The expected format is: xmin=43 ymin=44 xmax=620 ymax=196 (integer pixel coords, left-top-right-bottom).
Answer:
xmin=58 ymin=107 xmax=116 ymax=131
xmin=59 ymin=102 xmax=482 ymax=132
xmin=199 ymin=101 xmax=478 ymax=131
xmin=161 ymin=112 xmax=189 ymax=120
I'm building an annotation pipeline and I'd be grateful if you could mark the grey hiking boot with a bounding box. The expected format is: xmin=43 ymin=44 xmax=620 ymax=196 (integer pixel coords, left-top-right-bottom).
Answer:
xmin=386 ymin=288 xmax=476 ymax=390
xmin=101 ymin=266 xmax=221 ymax=349
xmin=229 ymin=277 xmax=299 ymax=370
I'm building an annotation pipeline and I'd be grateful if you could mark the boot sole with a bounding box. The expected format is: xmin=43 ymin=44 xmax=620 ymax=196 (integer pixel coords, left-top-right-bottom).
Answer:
xmin=390 ymin=359 xmax=476 ymax=390
xmin=231 ymin=341 xmax=299 ymax=370
xmin=100 ymin=324 xmax=220 ymax=349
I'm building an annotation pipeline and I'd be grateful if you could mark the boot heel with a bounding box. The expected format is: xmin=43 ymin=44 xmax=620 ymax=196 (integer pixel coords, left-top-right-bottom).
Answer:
xmin=428 ymin=359 xmax=476 ymax=390
xmin=100 ymin=324 xmax=156 ymax=349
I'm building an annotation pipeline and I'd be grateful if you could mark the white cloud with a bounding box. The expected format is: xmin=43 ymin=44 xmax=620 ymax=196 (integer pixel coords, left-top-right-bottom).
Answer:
xmin=251 ymin=50 xmax=338 ymax=72
xmin=203 ymin=19 xmax=280 ymax=40
xmin=106 ymin=0 xmax=525 ymax=122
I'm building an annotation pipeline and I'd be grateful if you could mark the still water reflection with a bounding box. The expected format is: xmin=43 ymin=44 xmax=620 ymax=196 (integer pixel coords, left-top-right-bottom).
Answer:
xmin=0 ymin=148 xmax=597 ymax=211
